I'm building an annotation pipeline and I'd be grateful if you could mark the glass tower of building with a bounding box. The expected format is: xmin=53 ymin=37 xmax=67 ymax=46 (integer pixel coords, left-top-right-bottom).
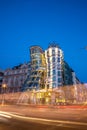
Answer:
xmin=22 ymin=46 xmax=46 ymax=91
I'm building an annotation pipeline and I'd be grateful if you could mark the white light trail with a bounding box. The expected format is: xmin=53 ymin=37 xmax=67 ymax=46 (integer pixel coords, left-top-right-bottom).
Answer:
xmin=0 ymin=113 xmax=11 ymax=118
xmin=0 ymin=111 xmax=87 ymax=127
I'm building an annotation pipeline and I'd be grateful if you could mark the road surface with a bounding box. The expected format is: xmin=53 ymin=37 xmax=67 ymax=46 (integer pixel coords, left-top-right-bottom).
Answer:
xmin=0 ymin=111 xmax=87 ymax=130
xmin=0 ymin=105 xmax=87 ymax=130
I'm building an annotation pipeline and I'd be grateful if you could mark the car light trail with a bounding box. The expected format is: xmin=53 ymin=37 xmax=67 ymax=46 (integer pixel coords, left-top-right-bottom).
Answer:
xmin=0 ymin=111 xmax=87 ymax=127
xmin=0 ymin=113 xmax=12 ymax=118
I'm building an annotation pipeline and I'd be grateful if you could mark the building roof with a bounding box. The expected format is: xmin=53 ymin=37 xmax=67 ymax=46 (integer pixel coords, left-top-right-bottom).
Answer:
xmin=48 ymin=42 xmax=60 ymax=49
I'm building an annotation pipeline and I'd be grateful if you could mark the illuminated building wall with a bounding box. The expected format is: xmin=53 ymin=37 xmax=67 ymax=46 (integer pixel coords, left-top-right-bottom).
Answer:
xmin=45 ymin=43 xmax=64 ymax=88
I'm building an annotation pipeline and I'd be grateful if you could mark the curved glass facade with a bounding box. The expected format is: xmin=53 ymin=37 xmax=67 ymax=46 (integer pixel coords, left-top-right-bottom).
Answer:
xmin=30 ymin=46 xmax=43 ymax=70
xmin=22 ymin=46 xmax=46 ymax=91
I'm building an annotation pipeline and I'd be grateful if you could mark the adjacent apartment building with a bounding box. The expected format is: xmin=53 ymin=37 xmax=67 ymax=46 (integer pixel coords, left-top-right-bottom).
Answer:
xmin=3 ymin=63 xmax=28 ymax=92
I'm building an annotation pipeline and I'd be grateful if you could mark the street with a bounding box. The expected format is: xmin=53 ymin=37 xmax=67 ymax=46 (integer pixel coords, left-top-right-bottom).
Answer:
xmin=0 ymin=105 xmax=87 ymax=130
xmin=0 ymin=112 xmax=87 ymax=130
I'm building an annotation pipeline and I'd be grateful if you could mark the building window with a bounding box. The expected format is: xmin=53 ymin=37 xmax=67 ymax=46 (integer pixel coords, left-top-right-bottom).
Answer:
xmin=4 ymin=79 xmax=8 ymax=83
xmin=58 ymin=50 xmax=60 ymax=54
xmin=52 ymin=57 xmax=55 ymax=62
xmin=58 ymin=57 xmax=60 ymax=62
xmin=22 ymin=70 xmax=25 ymax=73
xmin=48 ymin=65 xmax=50 ymax=70
xmin=52 ymin=83 xmax=56 ymax=88
xmin=17 ymin=70 xmax=20 ymax=73
xmin=31 ymin=49 xmax=34 ymax=54
xmin=53 ymin=76 xmax=56 ymax=81
xmin=58 ymin=78 xmax=62 ymax=83
xmin=57 ymin=64 xmax=61 ymax=69
xmin=15 ymin=79 xmax=19 ymax=86
xmin=48 ymin=58 xmax=50 ymax=63
xmin=48 ymin=71 xmax=50 ymax=77
xmin=58 ymin=54 xmax=60 ymax=57
xmin=0 ymin=79 xmax=2 ymax=82
xmin=35 ymin=66 xmax=38 ymax=69
xmin=7 ymin=72 xmax=9 ymax=75
xmin=52 ymin=49 xmax=55 ymax=55
xmin=58 ymin=71 xmax=61 ymax=76
xmin=47 ymin=50 xmax=49 ymax=56
xmin=58 ymin=83 xmax=62 ymax=86
xmin=53 ymin=70 xmax=56 ymax=75
xmin=10 ymin=80 xmax=14 ymax=87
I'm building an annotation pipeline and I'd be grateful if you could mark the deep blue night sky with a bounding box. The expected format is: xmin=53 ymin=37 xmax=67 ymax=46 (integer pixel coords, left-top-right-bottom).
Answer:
xmin=0 ymin=0 xmax=87 ymax=83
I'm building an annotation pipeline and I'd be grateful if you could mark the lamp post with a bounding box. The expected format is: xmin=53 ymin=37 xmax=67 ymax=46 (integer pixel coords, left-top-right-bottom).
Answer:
xmin=1 ymin=83 xmax=7 ymax=105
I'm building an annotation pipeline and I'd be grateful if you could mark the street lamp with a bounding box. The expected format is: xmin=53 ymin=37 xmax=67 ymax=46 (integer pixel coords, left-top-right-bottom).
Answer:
xmin=1 ymin=83 xmax=7 ymax=105
xmin=2 ymin=84 xmax=7 ymax=89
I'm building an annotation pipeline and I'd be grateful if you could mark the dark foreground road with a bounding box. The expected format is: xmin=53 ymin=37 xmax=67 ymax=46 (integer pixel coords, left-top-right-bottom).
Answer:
xmin=0 ymin=105 xmax=87 ymax=130
xmin=0 ymin=115 xmax=87 ymax=130
xmin=0 ymin=111 xmax=87 ymax=130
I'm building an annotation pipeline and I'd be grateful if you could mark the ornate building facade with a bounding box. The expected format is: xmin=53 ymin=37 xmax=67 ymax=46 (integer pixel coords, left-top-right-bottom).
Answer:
xmin=3 ymin=63 xmax=28 ymax=92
